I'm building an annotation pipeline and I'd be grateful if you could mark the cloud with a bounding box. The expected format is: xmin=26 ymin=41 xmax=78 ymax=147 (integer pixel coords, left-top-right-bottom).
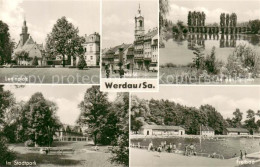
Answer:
xmin=48 ymin=97 xmax=80 ymax=126
xmin=201 ymin=95 xmax=260 ymax=120
xmin=0 ymin=0 xmax=24 ymax=42
xmin=167 ymin=2 xmax=260 ymax=24
xmin=169 ymin=98 xmax=191 ymax=107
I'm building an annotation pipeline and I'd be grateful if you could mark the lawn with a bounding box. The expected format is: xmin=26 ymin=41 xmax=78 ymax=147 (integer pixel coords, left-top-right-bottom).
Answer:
xmin=160 ymin=67 xmax=260 ymax=85
xmin=8 ymin=142 xmax=120 ymax=167
xmin=101 ymin=69 xmax=158 ymax=78
xmin=0 ymin=68 xmax=100 ymax=84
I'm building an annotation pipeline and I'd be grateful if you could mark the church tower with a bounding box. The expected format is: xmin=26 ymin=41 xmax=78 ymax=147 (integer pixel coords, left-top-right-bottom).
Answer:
xmin=135 ymin=4 xmax=145 ymax=39
xmin=20 ymin=19 xmax=30 ymax=46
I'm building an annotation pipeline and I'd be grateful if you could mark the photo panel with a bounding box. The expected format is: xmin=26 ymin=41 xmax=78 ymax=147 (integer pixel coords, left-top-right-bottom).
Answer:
xmin=0 ymin=85 xmax=129 ymax=166
xmin=101 ymin=0 xmax=159 ymax=92
xmin=159 ymin=0 xmax=260 ymax=85
xmin=0 ymin=0 xmax=100 ymax=84
xmin=130 ymin=86 xmax=260 ymax=167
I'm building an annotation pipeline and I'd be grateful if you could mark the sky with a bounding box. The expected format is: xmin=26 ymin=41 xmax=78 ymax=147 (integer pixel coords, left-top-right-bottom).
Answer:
xmin=132 ymin=86 xmax=260 ymax=120
xmin=4 ymin=85 xmax=117 ymax=126
xmin=167 ymin=0 xmax=260 ymax=24
xmin=0 ymin=0 xmax=100 ymax=46
xmin=102 ymin=0 xmax=158 ymax=48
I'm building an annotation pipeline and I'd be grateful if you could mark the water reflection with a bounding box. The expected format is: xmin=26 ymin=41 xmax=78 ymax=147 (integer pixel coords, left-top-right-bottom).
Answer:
xmin=173 ymin=34 xmax=260 ymax=50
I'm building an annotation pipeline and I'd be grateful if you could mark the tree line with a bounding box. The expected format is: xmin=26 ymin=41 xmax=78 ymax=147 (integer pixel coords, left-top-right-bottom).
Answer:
xmin=187 ymin=11 xmax=206 ymax=27
xmin=131 ymin=96 xmax=260 ymax=135
xmin=220 ymin=13 xmax=237 ymax=27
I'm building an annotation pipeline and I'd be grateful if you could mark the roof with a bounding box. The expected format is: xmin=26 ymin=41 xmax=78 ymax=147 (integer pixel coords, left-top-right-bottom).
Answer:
xmin=85 ymin=32 xmax=100 ymax=43
xmin=144 ymin=28 xmax=158 ymax=38
xmin=201 ymin=125 xmax=214 ymax=132
xmin=141 ymin=125 xmax=185 ymax=130
xmin=103 ymin=43 xmax=131 ymax=58
xmin=226 ymin=128 xmax=249 ymax=133
xmin=14 ymin=36 xmax=43 ymax=58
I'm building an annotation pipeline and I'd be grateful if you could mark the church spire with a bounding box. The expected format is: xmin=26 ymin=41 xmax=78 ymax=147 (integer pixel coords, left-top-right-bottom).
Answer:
xmin=138 ymin=3 xmax=141 ymax=15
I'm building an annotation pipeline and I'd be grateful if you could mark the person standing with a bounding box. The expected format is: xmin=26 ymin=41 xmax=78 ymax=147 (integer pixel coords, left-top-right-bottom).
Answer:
xmin=240 ymin=150 xmax=243 ymax=160
xmin=148 ymin=141 xmax=153 ymax=151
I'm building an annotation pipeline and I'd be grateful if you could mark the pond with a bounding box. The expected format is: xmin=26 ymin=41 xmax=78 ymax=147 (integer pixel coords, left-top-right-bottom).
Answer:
xmin=160 ymin=34 xmax=260 ymax=66
xmin=131 ymin=137 xmax=260 ymax=159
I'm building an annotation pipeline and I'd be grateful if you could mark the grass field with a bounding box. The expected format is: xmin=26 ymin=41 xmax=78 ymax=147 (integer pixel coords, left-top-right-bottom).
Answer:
xmin=0 ymin=68 xmax=100 ymax=84
xmin=101 ymin=69 xmax=158 ymax=78
xmin=8 ymin=141 xmax=119 ymax=167
xmin=160 ymin=67 xmax=260 ymax=85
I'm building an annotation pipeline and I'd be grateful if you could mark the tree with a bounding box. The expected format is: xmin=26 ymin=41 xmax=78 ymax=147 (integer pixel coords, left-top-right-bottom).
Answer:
xmin=131 ymin=116 xmax=143 ymax=134
xmin=220 ymin=13 xmax=226 ymax=27
xmin=244 ymin=109 xmax=257 ymax=135
xmin=77 ymin=55 xmax=87 ymax=69
xmin=192 ymin=45 xmax=205 ymax=70
xmin=22 ymin=92 xmax=61 ymax=146
xmin=159 ymin=0 xmax=170 ymax=33
xmin=45 ymin=16 xmax=85 ymax=67
xmin=14 ymin=50 xmax=30 ymax=65
xmin=32 ymin=56 xmax=38 ymax=66
xmin=78 ymin=86 xmax=110 ymax=145
xmin=204 ymin=47 xmax=218 ymax=74
xmin=226 ymin=14 xmax=230 ymax=27
xmin=111 ymin=92 xmax=129 ymax=166
xmin=249 ymin=19 xmax=260 ymax=34
xmin=201 ymin=12 xmax=206 ymax=26
xmin=0 ymin=21 xmax=15 ymax=65
xmin=200 ymin=105 xmax=226 ymax=134
xmin=0 ymin=86 xmax=16 ymax=164
xmin=188 ymin=11 xmax=192 ymax=26
xmin=232 ymin=108 xmax=243 ymax=127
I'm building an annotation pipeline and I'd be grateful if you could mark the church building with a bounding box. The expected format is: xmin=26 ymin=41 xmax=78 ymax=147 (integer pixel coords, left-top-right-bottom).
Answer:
xmin=134 ymin=4 xmax=158 ymax=71
xmin=13 ymin=19 xmax=45 ymax=66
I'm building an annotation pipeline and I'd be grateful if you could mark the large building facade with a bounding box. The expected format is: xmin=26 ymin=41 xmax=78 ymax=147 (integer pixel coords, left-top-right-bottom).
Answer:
xmin=134 ymin=5 xmax=158 ymax=71
xmin=139 ymin=125 xmax=185 ymax=136
xmin=82 ymin=32 xmax=100 ymax=67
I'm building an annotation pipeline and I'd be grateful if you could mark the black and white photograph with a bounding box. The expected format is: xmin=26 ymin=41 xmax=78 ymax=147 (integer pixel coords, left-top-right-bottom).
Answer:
xmin=0 ymin=85 xmax=129 ymax=167
xmin=0 ymin=0 xmax=100 ymax=84
xmin=131 ymin=86 xmax=260 ymax=167
xmin=102 ymin=0 xmax=158 ymax=79
xmin=160 ymin=0 xmax=260 ymax=84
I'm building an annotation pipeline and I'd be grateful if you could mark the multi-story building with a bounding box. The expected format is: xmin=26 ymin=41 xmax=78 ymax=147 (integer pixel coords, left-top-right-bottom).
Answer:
xmin=133 ymin=5 xmax=158 ymax=71
xmin=82 ymin=32 xmax=100 ymax=67
xmin=102 ymin=43 xmax=132 ymax=72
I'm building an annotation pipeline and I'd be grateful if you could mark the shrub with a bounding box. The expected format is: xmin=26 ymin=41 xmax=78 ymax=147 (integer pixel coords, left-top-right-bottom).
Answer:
xmin=0 ymin=137 xmax=15 ymax=165
xmin=226 ymin=44 xmax=260 ymax=75
xmin=24 ymin=140 xmax=35 ymax=147
xmin=77 ymin=56 xmax=86 ymax=70
xmin=32 ymin=56 xmax=38 ymax=66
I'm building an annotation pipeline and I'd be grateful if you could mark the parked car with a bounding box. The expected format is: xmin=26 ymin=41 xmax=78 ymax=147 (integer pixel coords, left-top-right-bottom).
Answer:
xmin=149 ymin=64 xmax=158 ymax=72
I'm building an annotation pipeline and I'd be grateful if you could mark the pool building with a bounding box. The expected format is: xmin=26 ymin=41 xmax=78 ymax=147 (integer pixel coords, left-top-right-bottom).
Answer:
xmin=224 ymin=128 xmax=250 ymax=135
xmin=139 ymin=125 xmax=185 ymax=136
xmin=200 ymin=125 xmax=215 ymax=136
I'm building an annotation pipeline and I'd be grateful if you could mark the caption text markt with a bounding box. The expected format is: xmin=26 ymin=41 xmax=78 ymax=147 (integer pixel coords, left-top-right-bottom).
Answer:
xmin=105 ymin=82 xmax=155 ymax=89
